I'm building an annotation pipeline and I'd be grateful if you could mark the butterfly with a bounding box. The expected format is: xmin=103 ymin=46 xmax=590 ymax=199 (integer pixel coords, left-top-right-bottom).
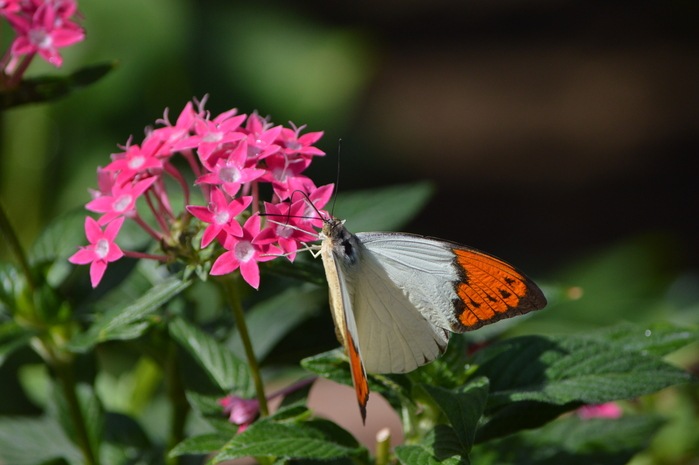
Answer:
xmin=314 ymin=217 xmax=547 ymax=423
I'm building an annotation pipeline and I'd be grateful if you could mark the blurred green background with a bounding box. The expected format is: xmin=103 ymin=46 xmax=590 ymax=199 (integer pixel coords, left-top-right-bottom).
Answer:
xmin=1 ymin=0 xmax=699 ymax=462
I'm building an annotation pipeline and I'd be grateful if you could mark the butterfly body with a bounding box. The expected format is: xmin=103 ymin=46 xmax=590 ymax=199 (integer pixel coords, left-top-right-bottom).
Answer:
xmin=318 ymin=217 xmax=547 ymax=422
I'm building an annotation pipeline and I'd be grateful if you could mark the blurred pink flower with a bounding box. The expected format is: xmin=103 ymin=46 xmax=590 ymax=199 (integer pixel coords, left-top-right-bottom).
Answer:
xmin=577 ymin=402 xmax=623 ymax=420
xmin=8 ymin=1 xmax=84 ymax=67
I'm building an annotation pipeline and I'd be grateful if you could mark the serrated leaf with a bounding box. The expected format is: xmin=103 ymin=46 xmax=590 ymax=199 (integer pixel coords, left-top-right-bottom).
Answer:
xmin=68 ymin=276 xmax=190 ymax=351
xmin=472 ymin=334 xmax=694 ymax=408
xmin=170 ymin=432 xmax=230 ymax=457
xmin=0 ymin=321 xmax=35 ymax=366
xmin=472 ymin=414 xmax=664 ymax=465
xmin=591 ymin=322 xmax=699 ymax=357
xmin=333 ymin=182 xmax=434 ymax=232
xmin=170 ymin=317 xmax=253 ymax=396
xmin=226 ymin=285 xmax=325 ymax=361
xmin=422 ymin=378 xmax=489 ymax=452
xmin=0 ymin=416 xmax=82 ymax=465
xmin=0 ymin=61 xmax=117 ymax=109
xmin=395 ymin=425 xmax=469 ymax=465
xmin=214 ymin=418 xmax=363 ymax=461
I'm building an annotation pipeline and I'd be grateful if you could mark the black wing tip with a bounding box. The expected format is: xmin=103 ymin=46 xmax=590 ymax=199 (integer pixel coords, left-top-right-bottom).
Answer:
xmin=359 ymin=395 xmax=368 ymax=425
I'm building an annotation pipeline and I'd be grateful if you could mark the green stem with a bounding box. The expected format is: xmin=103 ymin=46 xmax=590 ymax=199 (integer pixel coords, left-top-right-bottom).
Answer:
xmin=52 ymin=354 xmax=100 ymax=465
xmin=0 ymin=200 xmax=35 ymax=293
xmin=165 ymin=338 xmax=189 ymax=465
xmin=221 ymin=274 xmax=269 ymax=417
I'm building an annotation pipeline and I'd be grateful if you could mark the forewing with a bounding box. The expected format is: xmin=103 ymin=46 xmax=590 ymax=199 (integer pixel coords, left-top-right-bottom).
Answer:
xmin=357 ymin=232 xmax=546 ymax=333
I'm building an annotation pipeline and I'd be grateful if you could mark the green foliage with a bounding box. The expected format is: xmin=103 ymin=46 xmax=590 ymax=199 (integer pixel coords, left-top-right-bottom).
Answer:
xmin=0 ymin=182 xmax=697 ymax=465
xmin=0 ymin=62 xmax=117 ymax=110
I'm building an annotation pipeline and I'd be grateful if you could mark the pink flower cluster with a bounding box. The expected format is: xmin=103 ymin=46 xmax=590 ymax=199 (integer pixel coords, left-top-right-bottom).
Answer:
xmin=69 ymin=96 xmax=333 ymax=289
xmin=1 ymin=0 xmax=85 ymax=73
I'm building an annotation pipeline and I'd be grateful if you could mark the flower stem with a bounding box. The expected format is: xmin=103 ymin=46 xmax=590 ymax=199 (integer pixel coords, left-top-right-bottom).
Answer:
xmin=0 ymin=200 xmax=35 ymax=293
xmin=220 ymin=274 xmax=269 ymax=417
xmin=51 ymin=352 xmax=100 ymax=465
xmin=165 ymin=338 xmax=189 ymax=465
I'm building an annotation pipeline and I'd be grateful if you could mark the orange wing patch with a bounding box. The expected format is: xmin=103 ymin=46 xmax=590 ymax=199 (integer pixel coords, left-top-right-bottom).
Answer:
xmin=346 ymin=330 xmax=369 ymax=424
xmin=452 ymin=248 xmax=546 ymax=330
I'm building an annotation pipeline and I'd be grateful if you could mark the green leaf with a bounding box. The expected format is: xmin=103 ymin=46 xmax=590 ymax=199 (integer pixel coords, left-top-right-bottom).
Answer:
xmin=0 ymin=261 xmax=23 ymax=316
xmin=102 ymin=412 xmax=156 ymax=465
xmin=0 ymin=321 xmax=35 ymax=367
xmin=472 ymin=334 xmax=695 ymax=408
xmin=29 ymin=209 xmax=87 ymax=266
xmin=395 ymin=425 xmax=469 ymax=465
xmin=421 ymin=378 xmax=489 ymax=453
xmin=170 ymin=317 xmax=253 ymax=396
xmin=472 ymin=414 xmax=664 ymax=465
xmin=0 ymin=416 xmax=82 ymax=465
xmin=474 ymin=401 xmax=582 ymax=444
xmin=226 ymin=284 xmax=325 ymax=361
xmin=333 ymin=182 xmax=434 ymax=232
xmin=68 ymin=276 xmax=191 ymax=351
xmin=47 ymin=381 xmax=104 ymax=458
xmin=0 ymin=61 xmax=118 ymax=109
xmin=170 ymin=432 xmax=230 ymax=457
xmin=214 ymin=418 xmax=364 ymax=462
xmin=301 ymin=349 xmax=413 ymax=412
xmin=590 ymin=322 xmax=699 ymax=357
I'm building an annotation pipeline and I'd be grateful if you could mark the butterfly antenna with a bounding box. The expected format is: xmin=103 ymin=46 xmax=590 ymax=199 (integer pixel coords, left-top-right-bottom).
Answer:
xmin=330 ymin=139 xmax=341 ymax=218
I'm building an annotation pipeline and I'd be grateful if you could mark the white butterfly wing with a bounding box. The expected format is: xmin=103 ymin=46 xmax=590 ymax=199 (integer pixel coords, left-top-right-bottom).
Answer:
xmin=348 ymin=244 xmax=451 ymax=373
xmin=357 ymin=232 xmax=466 ymax=333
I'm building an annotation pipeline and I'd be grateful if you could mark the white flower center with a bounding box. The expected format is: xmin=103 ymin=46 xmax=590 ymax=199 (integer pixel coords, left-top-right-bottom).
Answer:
xmin=128 ymin=155 xmax=145 ymax=170
xmin=219 ymin=166 xmax=241 ymax=183
xmin=234 ymin=241 xmax=255 ymax=263
xmin=203 ymin=132 xmax=223 ymax=143
xmin=29 ymin=29 xmax=52 ymax=49
xmin=276 ymin=224 xmax=293 ymax=239
xmin=214 ymin=211 xmax=230 ymax=225
xmin=113 ymin=194 xmax=133 ymax=212
xmin=95 ymin=238 xmax=110 ymax=259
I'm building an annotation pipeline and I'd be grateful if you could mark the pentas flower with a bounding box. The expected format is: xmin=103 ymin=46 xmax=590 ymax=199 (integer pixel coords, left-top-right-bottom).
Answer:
xmin=71 ymin=96 xmax=331 ymax=290
xmin=257 ymin=200 xmax=318 ymax=261
xmin=86 ymin=177 xmax=156 ymax=225
xmin=278 ymin=124 xmax=325 ymax=158
xmin=243 ymin=112 xmax=282 ymax=161
xmin=104 ymin=137 xmax=165 ymax=185
xmin=577 ymin=403 xmax=623 ymax=420
xmin=0 ymin=0 xmax=22 ymax=15
xmin=69 ymin=217 xmax=124 ymax=287
xmin=7 ymin=0 xmax=85 ymax=67
xmin=219 ymin=377 xmax=316 ymax=433
xmin=174 ymin=109 xmax=247 ymax=161
xmin=211 ymin=215 xmax=281 ymax=289
xmin=186 ymin=188 xmax=252 ymax=248
xmin=196 ymin=140 xmax=266 ymax=197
